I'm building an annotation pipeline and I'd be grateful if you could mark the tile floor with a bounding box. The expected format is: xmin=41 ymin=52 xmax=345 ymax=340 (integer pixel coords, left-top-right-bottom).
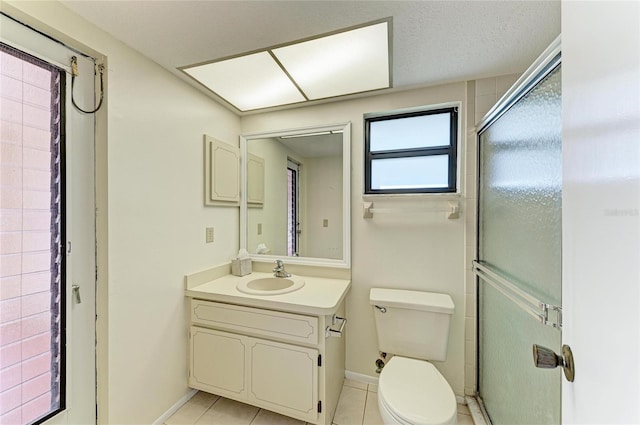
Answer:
xmin=165 ymin=379 xmax=475 ymax=425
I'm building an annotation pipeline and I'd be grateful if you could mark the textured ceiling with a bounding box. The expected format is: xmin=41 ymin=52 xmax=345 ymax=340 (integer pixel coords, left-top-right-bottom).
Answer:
xmin=61 ymin=0 xmax=561 ymax=114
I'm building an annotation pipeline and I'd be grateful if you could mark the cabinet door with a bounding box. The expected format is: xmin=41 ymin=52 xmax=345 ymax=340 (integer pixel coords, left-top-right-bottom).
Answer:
xmin=247 ymin=338 xmax=318 ymax=423
xmin=204 ymin=135 xmax=240 ymax=205
xmin=247 ymin=153 xmax=265 ymax=206
xmin=189 ymin=327 xmax=248 ymax=399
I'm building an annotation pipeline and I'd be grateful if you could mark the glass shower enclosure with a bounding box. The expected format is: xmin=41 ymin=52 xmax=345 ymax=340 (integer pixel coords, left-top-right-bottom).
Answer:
xmin=475 ymin=40 xmax=563 ymax=424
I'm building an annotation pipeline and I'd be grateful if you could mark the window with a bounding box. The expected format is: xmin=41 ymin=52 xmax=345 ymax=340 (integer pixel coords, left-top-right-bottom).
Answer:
xmin=286 ymin=159 xmax=301 ymax=256
xmin=0 ymin=43 xmax=65 ymax=424
xmin=364 ymin=107 xmax=458 ymax=194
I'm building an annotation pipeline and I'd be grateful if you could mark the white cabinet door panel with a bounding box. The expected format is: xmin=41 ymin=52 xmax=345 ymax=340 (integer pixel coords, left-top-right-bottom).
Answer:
xmin=204 ymin=135 xmax=240 ymax=205
xmin=247 ymin=153 xmax=265 ymax=206
xmin=248 ymin=339 xmax=319 ymax=423
xmin=189 ymin=327 xmax=248 ymax=399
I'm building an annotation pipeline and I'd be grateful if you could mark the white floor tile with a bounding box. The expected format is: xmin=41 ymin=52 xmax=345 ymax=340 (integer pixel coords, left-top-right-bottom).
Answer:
xmin=457 ymin=403 xmax=471 ymax=416
xmin=333 ymin=386 xmax=366 ymax=425
xmin=165 ymin=392 xmax=219 ymax=425
xmin=362 ymin=392 xmax=383 ymax=425
xmin=343 ymin=379 xmax=368 ymax=391
xmin=167 ymin=384 xmax=479 ymax=425
xmin=250 ymin=408 xmax=305 ymax=425
xmin=457 ymin=413 xmax=475 ymax=425
xmin=194 ymin=397 xmax=259 ymax=425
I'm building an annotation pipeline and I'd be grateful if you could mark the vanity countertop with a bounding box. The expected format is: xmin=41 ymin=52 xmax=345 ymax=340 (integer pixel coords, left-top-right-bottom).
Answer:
xmin=185 ymin=271 xmax=351 ymax=316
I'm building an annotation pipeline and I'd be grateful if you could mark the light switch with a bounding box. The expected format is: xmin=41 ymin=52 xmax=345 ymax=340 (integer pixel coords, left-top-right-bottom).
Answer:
xmin=323 ymin=219 xmax=329 ymax=227
xmin=257 ymin=223 xmax=262 ymax=235
xmin=206 ymin=227 xmax=214 ymax=243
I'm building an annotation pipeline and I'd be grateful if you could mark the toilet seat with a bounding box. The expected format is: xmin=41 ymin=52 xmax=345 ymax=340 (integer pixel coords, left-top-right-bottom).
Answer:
xmin=378 ymin=356 xmax=457 ymax=425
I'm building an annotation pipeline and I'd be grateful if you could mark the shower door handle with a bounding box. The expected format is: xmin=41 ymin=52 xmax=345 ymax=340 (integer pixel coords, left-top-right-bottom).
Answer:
xmin=533 ymin=344 xmax=575 ymax=382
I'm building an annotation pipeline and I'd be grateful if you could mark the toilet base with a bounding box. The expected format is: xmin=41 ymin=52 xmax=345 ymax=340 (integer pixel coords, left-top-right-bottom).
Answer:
xmin=378 ymin=390 xmax=457 ymax=425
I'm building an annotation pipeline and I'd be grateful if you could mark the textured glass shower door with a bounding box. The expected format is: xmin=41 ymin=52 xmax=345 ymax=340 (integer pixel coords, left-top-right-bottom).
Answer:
xmin=477 ymin=65 xmax=562 ymax=424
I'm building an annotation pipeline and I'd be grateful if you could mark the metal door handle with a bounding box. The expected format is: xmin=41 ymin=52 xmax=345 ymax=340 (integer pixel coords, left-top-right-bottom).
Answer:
xmin=533 ymin=344 xmax=574 ymax=382
xmin=72 ymin=285 xmax=82 ymax=304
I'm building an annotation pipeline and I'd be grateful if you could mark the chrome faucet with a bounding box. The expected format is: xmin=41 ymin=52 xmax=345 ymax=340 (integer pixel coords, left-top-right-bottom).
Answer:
xmin=273 ymin=260 xmax=291 ymax=278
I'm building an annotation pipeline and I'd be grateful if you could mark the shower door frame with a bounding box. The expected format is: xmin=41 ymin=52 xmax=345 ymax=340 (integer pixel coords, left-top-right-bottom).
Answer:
xmin=474 ymin=36 xmax=562 ymax=424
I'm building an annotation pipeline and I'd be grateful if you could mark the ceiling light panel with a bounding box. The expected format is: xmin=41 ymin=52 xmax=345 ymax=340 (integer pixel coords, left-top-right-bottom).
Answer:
xmin=272 ymin=22 xmax=390 ymax=100
xmin=183 ymin=52 xmax=305 ymax=111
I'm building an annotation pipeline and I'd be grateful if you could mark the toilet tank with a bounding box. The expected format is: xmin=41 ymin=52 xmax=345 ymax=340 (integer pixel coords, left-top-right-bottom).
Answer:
xmin=370 ymin=288 xmax=455 ymax=362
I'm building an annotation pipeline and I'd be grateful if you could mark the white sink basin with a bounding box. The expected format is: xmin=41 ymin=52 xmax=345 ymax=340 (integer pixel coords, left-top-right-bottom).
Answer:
xmin=237 ymin=276 xmax=305 ymax=295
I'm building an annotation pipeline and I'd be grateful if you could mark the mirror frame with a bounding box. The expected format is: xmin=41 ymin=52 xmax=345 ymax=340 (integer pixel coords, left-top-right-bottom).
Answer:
xmin=240 ymin=122 xmax=351 ymax=269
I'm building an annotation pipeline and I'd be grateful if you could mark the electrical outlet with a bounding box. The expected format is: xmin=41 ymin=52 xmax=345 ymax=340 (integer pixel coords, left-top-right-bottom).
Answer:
xmin=206 ymin=227 xmax=214 ymax=243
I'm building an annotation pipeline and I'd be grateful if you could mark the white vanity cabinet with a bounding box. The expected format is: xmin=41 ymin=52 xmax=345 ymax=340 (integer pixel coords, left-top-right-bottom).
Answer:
xmin=188 ymin=298 xmax=345 ymax=425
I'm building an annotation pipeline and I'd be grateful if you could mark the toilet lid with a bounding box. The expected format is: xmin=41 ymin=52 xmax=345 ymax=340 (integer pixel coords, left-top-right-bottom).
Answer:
xmin=379 ymin=357 xmax=457 ymax=425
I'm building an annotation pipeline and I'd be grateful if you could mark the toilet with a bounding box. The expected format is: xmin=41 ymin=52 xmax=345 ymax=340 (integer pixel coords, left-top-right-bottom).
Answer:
xmin=370 ymin=288 xmax=457 ymax=425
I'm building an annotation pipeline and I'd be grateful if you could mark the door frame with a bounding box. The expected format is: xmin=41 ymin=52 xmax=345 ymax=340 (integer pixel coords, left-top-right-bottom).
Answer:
xmin=0 ymin=5 xmax=109 ymax=424
xmin=286 ymin=158 xmax=301 ymax=256
xmin=474 ymin=35 xmax=563 ymax=424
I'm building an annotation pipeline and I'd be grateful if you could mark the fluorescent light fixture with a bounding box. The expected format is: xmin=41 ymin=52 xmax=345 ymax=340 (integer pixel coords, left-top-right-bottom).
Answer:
xmin=180 ymin=19 xmax=391 ymax=112
xmin=182 ymin=52 xmax=305 ymax=111
xmin=272 ymin=22 xmax=390 ymax=100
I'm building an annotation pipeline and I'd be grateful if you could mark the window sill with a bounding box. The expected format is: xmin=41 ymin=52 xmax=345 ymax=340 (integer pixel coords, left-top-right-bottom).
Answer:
xmin=361 ymin=192 xmax=463 ymax=202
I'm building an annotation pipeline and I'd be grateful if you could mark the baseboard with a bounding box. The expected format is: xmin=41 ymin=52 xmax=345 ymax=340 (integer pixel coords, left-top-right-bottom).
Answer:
xmin=345 ymin=370 xmax=379 ymax=385
xmin=152 ymin=389 xmax=198 ymax=425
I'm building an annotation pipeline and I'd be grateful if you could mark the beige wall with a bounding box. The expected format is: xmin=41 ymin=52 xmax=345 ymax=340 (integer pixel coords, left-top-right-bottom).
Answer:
xmin=2 ymin=2 xmax=241 ymax=423
xmin=305 ymin=155 xmax=343 ymax=260
xmin=241 ymin=83 xmax=470 ymax=396
xmin=247 ymin=137 xmax=304 ymax=256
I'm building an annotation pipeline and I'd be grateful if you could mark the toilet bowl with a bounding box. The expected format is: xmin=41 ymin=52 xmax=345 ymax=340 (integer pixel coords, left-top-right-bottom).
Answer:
xmin=377 ymin=356 xmax=457 ymax=425
xmin=369 ymin=288 xmax=457 ymax=425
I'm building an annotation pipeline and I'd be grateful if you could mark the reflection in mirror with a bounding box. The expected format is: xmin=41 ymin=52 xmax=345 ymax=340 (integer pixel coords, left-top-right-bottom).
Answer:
xmin=240 ymin=123 xmax=351 ymax=268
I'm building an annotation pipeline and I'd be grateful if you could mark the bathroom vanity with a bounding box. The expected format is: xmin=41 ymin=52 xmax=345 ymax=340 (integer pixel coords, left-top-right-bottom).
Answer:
xmin=186 ymin=121 xmax=352 ymax=423
xmin=185 ymin=268 xmax=350 ymax=425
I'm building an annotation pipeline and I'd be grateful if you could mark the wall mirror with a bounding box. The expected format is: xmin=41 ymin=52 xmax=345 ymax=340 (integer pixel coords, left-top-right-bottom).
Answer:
xmin=240 ymin=122 xmax=351 ymax=268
